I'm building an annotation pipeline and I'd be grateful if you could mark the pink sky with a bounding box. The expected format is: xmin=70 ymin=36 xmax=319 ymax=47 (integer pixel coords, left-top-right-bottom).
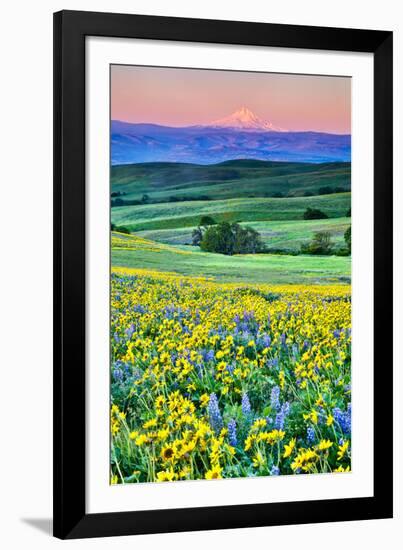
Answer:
xmin=111 ymin=65 xmax=351 ymax=134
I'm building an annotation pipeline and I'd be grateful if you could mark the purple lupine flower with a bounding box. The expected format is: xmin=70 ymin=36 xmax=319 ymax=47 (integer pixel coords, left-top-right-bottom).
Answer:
xmin=268 ymin=358 xmax=279 ymax=369
xmin=226 ymin=364 xmax=234 ymax=375
xmin=112 ymin=368 xmax=123 ymax=382
xmin=270 ymin=465 xmax=280 ymax=476
xmin=164 ymin=304 xmax=175 ymax=319
xmin=241 ymin=393 xmax=252 ymax=417
xmin=333 ymin=406 xmax=351 ymax=435
xmin=241 ymin=330 xmax=252 ymax=342
xmin=125 ymin=324 xmax=135 ymax=339
xmin=208 ymin=393 xmax=223 ymax=434
xmin=275 ymin=402 xmax=290 ymax=430
xmin=280 ymin=333 xmax=286 ymax=346
xmin=270 ymin=386 xmax=281 ymax=411
xmin=227 ymin=419 xmax=237 ymax=447
xmin=262 ymin=334 xmax=271 ymax=348
xmin=307 ymin=426 xmax=315 ymax=445
xmin=203 ymin=349 xmax=215 ymax=362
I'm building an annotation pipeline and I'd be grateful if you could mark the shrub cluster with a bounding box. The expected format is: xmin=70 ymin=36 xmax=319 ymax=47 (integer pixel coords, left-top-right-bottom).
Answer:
xmin=193 ymin=220 xmax=265 ymax=256
xmin=303 ymin=208 xmax=328 ymax=220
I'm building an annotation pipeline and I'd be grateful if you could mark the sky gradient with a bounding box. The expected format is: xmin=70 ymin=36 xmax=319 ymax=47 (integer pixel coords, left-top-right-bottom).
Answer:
xmin=111 ymin=65 xmax=351 ymax=134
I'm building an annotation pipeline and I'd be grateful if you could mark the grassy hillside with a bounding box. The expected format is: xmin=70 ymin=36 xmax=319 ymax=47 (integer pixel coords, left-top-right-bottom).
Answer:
xmin=111 ymin=159 xmax=350 ymax=203
xmin=136 ymin=217 xmax=351 ymax=253
xmin=111 ymin=232 xmax=350 ymax=285
xmin=111 ymin=192 xmax=351 ymax=232
xmin=110 ymin=159 xmax=351 ymax=282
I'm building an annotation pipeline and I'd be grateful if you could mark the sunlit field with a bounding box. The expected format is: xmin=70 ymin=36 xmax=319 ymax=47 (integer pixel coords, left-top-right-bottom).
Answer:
xmin=111 ymin=231 xmax=351 ymax=285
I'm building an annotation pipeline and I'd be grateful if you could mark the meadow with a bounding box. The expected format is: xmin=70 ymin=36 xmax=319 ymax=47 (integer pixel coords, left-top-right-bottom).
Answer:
xmin=110 ymin=159 xmax=352 ymax=482
xmin=112 ymin=192 xmax=351 ymax=232
xmin=111 ymin=271 xmax=351 ymax=483
xmin=111 ymin=232 xmax=350 ymax=285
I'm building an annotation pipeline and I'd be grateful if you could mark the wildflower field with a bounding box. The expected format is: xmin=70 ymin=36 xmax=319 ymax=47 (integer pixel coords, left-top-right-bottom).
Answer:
xmin=110 ymin=268 xmax=351 ymax=483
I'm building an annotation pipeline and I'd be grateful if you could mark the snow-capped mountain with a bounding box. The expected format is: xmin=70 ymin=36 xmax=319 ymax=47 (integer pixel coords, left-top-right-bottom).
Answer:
xmin=111 ymin=119 xmax=351 ymax=165
xmin=207 ymin=106 xmax=286 ymax=132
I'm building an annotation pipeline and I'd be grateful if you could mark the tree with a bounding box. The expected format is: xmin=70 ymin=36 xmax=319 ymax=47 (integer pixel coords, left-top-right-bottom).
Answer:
xmin=111 ymin=197 xmax=125 ymax=206
xmin=142 ymin=194 xmax=150 ymax=204
xmin=344 ymin=225 xmax=351 ymax=254
xmin=199 ymin=222 xmax=265 ymax=255
xmin=318 ymin=186 xmax=334 ymax=195
xmin=199 ymin=215 xmax=216 ymax=227
xmin=301 ymin=231 xmax=333 ymax=255
xmin=200 ymin=222 xmax=235 ymax=255
xmin=118 ymin=226 xmax=131 ymax=234
xmin=111 ymin=222 xmax=130 ymax=234
xmin=346 ymin=207 xmax=351 ymax=217
xmin=303 ymin=207 xmax=328 ymax=220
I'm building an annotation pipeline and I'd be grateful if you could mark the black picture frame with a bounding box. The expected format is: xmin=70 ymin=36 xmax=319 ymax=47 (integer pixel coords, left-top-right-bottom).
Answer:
xmin=53 ymin=9 xmax=393 ymax=540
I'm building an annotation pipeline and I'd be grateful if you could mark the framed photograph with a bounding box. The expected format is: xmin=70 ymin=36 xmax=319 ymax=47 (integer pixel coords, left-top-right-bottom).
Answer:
xmin=53 ymin=10 xmax=393 ymax=539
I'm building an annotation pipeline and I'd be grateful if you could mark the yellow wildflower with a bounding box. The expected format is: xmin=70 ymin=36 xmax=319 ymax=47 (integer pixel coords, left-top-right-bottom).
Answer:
xmin=316 ymin=439 xmax=333 ymax=451
xmin=205 ymin=465 xmax=223 ymax=480
xmin=337 ymin=440 xmax=349 ymax=460
xmin=252 ymin=452 xmax=265 ymax=468
xmin=283 ymin=438 xmax=296 ymax=458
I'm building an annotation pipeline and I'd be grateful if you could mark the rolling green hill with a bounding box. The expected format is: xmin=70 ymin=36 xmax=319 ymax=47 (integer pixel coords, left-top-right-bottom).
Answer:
xmin=111 ymin=192 xmax=351 ymax=232
xmin=110 ymin=159 xmax=351 ymax=283
xmin=111 ymin=159 xmax=350 ymax=203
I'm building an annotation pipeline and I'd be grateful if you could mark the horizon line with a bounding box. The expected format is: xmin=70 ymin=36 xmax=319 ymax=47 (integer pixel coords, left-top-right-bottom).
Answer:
xmin=111 ymin=119 xmax=351 ymax=136
xmin=111 ymin=158 xmax=352 ymax=168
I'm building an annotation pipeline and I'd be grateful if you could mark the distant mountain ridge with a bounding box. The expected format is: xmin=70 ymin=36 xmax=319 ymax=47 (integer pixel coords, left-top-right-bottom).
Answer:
xmin=111 ymin=117 xmax=351 ymax=165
